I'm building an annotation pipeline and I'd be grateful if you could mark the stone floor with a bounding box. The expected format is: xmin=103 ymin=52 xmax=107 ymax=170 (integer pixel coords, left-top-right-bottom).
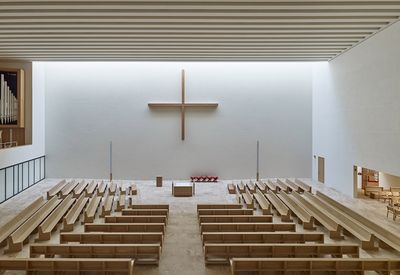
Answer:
xmin=0 ymin=178 xmax=399 ymax=275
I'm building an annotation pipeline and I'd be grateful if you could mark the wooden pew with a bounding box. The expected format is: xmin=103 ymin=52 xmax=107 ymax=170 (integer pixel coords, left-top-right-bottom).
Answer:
xmin=237 ymin=182 xmax=245 ymax=193
xmin=291 ymin=191 xmax=342 ymax=239
xmin=266 ymin=180 xmax=279 ymax=193
xmin=230 ymin=258 xmax=400 ymax=275
xmin=277 ymin=191 xmax=315 ymax=230
xmin=131 ymin=204 xmax=169 ymax=211
xmin=0 ymin=197 xmax=45 ymax=247
xmin=242 ymin=188 xmax=254 ymax=209
xmin=276 ymin=179 xmax=290 ymax=193
xmin=204 ymin=243 xmax=360 ymax=264
xmin=255 ymin=181 xmax=267 ymax=193
xmin=246 ymin=181 xmax=256 ymax=193
xmin=105 ymin=216 xmax=167 ymax=224
xmin=0 ymin=258 xmax=134 ymax=274
xmin=100 ymin=195 xmax=114 ymax=217
xmin=46 ymin=179 xmax=68 ymax=199
xmin=6 ymin=196 xmax=61 ymax=253
xmin=294 ymin=178 xmax=312 ymax=192
xmin=83 ymin=196 xmax=102 ymax=223
xmin=109 ymin=182 xmax=117 ymax=195
xmin=60 ymin=232 xmax=163 ymax=246
xmin=200 ymin=223 xmax=295 ymax=233
xmin=62 ymin=194 xmax=89 ymax=232
xmin=197 ymin=209 xmax=253 ymax=216
xmin=130 ymin=183 xmax=137 ymax=195
xmin=85 ymin=223 xmax=165 ymax=233
xmin=316 ymin=191 xmax=400 ymax=251
xmin=36 ymin=194 xmax=76 ymax=241
xmin=364 ymin=186 xmax=383 ymax=196
xmin=285 ymin=178 xmax=302 ymax=193
xmin=304 ymin=192 xmax=376 ymax=250
xmin=227 ymin=183 xmax=236 ymax=194
xmin=123 ymin=209 xmax=169 ymax=217
xmin=265 ymin=192 xmax=292 ymax=222
xmin=30 ymin=243 xmax=160 ymax=265
xmin=253 ymin=189 xmax=272 ymax=215
xmin=197 ymin=204 xmax=242 ymax=210
xmin=198 ymin=215 xmax=272 ymax=224
xmin=72 ymin=180 xmax=88 ymax=198
xmin=60 ymin=180 xmax=79 ymax=199
xmin=202 ymin=232 xmax=324 ymax=245
xmin=120 ymin=185 xmax=130 ymax=195
xmin=97 ymin=181 xmax=107 ymax=196
xmin=117 ymin=194 xmax=126 ymax=211
xmin=85 ymin=180 xmax=98 ymax=197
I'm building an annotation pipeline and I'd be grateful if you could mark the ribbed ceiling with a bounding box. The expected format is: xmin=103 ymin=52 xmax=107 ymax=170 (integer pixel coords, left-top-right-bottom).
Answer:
xmin=0 ymin=0 xmax=399 ymax=61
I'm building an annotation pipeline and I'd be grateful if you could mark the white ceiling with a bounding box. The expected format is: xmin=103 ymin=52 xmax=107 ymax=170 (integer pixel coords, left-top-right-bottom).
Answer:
xmin=0 ymin=0 xmax=399 ymax=61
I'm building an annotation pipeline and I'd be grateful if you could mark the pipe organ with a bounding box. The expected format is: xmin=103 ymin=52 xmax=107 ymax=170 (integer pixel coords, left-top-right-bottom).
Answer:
xmin=0 ymin=73 xmax=18 ymax=125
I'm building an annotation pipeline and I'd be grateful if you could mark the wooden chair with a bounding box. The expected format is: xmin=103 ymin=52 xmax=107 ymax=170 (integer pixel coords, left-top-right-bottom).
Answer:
xmin=246 ymin=181 xmax=256 ymax=193
xmin=117 ymin=194 xmax=126 ymax=211
xmin=130 ymin=183 xmax=137 ymax=195
xmin=83 ymin=196 xmax=102 ymax=223
xmin=255 ymin=181 xmax=267 ymax=193
xmin=200 ymin=222 xmax=295 ymax=233
xmin=85 ymin=223 xmax=165 ymax=233
xmin=197 ymin=204 xmax=242 ymax=210
xmin=241 ymin=188 xmax=254 ymax=209
xmin=387 ymin=205 xmax=398 ymax=221
xmin=197 ymin=209 xmax=253 ymax=216
xmin=97 ymin=181 xmax=108 ymax=196
xmin=30 ymin=243 xmax=160 ymax=265
xmin=0 ymin=258 xmax=134 ymax=274
xmin=265 ymin=192 xmax=292 ymax=222
xmin=100 ymin=195 xmax=114 ymax=217
xmin=37 ymin=194 xmax=76 ymax=241
xmin=109 ymin=182 xmax=117 ymax=195
xmin=85 ymin=180 xmax=98 ymax=197
xmin=198 ymin=215 xmax=272 ymax=224
xmin=294 ymin=178 xmax=312 ymax=192
xmin=6 ymin=196 xmax=62 ymax=253
xmin=105 ymin=215 xmax=167 ymax=224
xmin=277 ymin=191 xmax=315 ymax=230
xmin=201 ymin=232 xmax=324 ymax=245
xmin=62 ymin=194 xmax=89 ymax=232
xmin=237 ymin=182 xmax=246 ymax=193
xmin=204 ymin=243 xmax=360 ymax=264
xmin=227 ymin=183 xmax=236 ymax=194
xmin=46 ymin=179 xmax=68 ymax=199
xmin=60 ymin=232 xmax=164 ymax=246
xmin=72 ymin=180 xmax=88 ymax=198
xmin=253 ymin=189 xmax=272 ymax=215
xmin=0 ymin=197 xmax=45 ymax=247
xmin=60 ymin=180 xmax=79 ymax=199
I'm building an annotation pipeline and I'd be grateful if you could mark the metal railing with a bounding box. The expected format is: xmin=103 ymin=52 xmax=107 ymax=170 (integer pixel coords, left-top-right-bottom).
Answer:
xmin=0 ymin=155 xmax=45 ymax=204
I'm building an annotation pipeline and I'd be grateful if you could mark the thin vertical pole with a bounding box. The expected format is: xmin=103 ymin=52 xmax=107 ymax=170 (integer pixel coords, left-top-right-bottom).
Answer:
xmin=109 ymin=141 xmax=113 ymax=182
xmin=181 ymin=69 xmax=185 ymax=141
xmin=256 ymin=140 xmax=260 ymax=182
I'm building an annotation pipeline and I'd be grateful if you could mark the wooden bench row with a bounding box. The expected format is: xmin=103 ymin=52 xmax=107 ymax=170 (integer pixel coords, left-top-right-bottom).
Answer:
xmin=198 ymin=215 xmax=272 ymax=224
xmin=60 ymin=232 xmax=164 ymax=246
xmin=84 ymin=223 xmax=165 ymax=233
xmin=197 ymin=204 xmax=241 ymax=210
xmin=105 ymin=215 xmax=167 ymax=224
xmin=200 ymin=223 xmax=295 ymax=233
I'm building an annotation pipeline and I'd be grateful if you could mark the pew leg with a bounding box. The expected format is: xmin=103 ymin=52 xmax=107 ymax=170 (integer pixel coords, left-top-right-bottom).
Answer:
xmin=329 ymin=230 xmax=343 ymax=240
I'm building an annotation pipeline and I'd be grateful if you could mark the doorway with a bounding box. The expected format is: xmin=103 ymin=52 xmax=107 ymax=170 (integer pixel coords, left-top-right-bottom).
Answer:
xmin=318 ymin=156 xmax=325 ymax=183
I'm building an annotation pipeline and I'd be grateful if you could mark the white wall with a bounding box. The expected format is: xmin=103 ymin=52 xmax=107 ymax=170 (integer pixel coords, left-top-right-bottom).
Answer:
xmin=313 ymin=21 xmax=400 ymax=196
xmin=45 ymin=62 xmax=312 ymax=180
xmin=0 ymin=62 xmax=45 ymax=168
xmin=379 ymin=172 xmax=400 ymax=189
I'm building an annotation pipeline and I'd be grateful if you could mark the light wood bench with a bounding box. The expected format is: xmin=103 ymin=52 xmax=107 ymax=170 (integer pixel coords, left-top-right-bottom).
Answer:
xmin=197 ymin=209 xmax=253 ymax=216
xmin=197 ymin=204 xmax=242 ymax=210
xmin=304 ymin=192 xmax=376 ymax=250
xmin=242 ymin=188 xmax=254 ymax=209
xmin=105 ymin=215 xmax=167 ymax=224
xmin=117 ymin=194 xmax=126 ymax=211
xmin=294 ymin=178 xmax=312 ymax=192
xmin=202 ymin=232 xmax=324 ymax=245
xmin=291 ymin=191 xmax=342 ymax=239
xmin=200 ymin=222 xmax=295 ymax=233
xmin=100 ymin=195 xmax=114 ymax=217
xmin=276 ymin=179 xmax=290 ymax=192
xmin=237 ymin=182 xmax=246 ymax=193
xmin=131 ymin=204 xmax=169 ymax=211
xmin=364 ymin=186 xmax=383 ymax=196
xmin=62 ymin=194 xmax=89 ymax=232
xmin=255 ymin=181 xmax=267 ymax=193
xmin=227 ymin=183 xmax=236 ymax=194
xmin=37 ymin=194 xmax=76 ymax=241
xmin=0 ymin=197 xmax=45 ymax=247
xmin=204 ymin=243 xmax=360 ymax=264
xmin=0 ymin=258 xmax=134 ymax=274
xmin=198 ymin=215 xmax=272 ymax=224
xmin=130 ymin=183 xmax=137 ymax=195
xmin=277 ymin=191 xmax=314 ymax=230
xmin=30 ymin=243 xmax=160 ymax=265
xmin=391 ymin=187 xmax=400 ymax=193
xmin=60 ymin=180 xmax=79 ymax=198
xmin=266 ymin=180 xmax=279 ymax=193
xmin=109 ymin=182 xmax=117 ymax=195
xmin=285 ymin=178 xmax=301 ymax=192
xmin=72 ymin=180 xmax=88 ymax=198
xmin=97 ymin=180 xmax=107 ymax=196
xmin=316 ymin=191 xmax=400 ymax=251
xmin=265 ymin=192 xmax=292 ymax=222
xmin=83 ymin=196 xmax=102 ymax=223
xmin=230 ymin=258 xmax=400 ymax=275
xmin=85 ymin=223 xmax=165 ymax=233
xmin=246 ymin=181 xmax=256 ymax=193
xmin=60 ymin=232 xmax=163 ymax=246
xmin=46 ymin=179 xmax=68 ymax=199
xmin=85 ymin=180 xmax=98 ymax=197
xmin=122 ymin=209 xmax=169 ymax=217
xmin=6 ymin=196 xmax=61 ymax=253
xmin=120 ymin=185 xmax=130 ymax=195
xmin=253 ymin=189 xmax=272 ymax=215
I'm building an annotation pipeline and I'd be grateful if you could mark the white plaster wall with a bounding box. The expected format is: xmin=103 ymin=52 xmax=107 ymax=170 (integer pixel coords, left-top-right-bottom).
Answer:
xmin=0 ymin=62 xmax=45 ymax=168
xmin=44 ymin=62 xmax=312 ymax=180
xmin=379 ymin=172 xmax=400 ymax=189
xmin=312 ymin=21 xmax=400 ymax=196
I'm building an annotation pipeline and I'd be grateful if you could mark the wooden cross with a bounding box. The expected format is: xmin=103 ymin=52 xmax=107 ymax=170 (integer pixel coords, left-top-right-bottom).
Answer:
xmin=148 ymin=70 xmax=218 ymax=140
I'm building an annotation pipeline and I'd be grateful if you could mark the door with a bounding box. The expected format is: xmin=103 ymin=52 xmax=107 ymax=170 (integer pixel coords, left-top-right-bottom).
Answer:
xmin=318 ymin=156 xmax=325 ymax=183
